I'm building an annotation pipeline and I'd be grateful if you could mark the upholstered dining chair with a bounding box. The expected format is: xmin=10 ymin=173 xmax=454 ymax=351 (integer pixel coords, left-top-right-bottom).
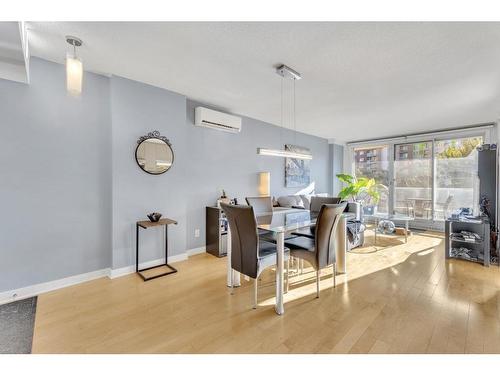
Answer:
xmin=291 ymin=196 xmax=342 ymax=274
xmin=221 ymin=203 xmax=290 ymax=309
xmin=309 ymin=196 xmax=342 ymax=213
xmin=293 ymin=196 xmax=342 ymax=240
xmin=285 ymin=203 xmax=347 ymax=298
xmin=245 ymin=196 xmax=279 ymax=244
xmin=245 ymin=196 xmax=273 ymax=213
xmin=245 ymin=195 xmax=301 ymax=245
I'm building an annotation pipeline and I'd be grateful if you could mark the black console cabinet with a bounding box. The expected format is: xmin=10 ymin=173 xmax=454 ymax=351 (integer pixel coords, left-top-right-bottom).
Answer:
xmin=206 ymin=206 xmax=227 ymax=257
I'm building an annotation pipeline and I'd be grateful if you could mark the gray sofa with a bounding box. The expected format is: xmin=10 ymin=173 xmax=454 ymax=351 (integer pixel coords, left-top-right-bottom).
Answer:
xmin=275 ymin=194 xmax=365 ymax=250
xmin=275 ymin=193 xmax=328 ymax=210
xmin=345 ymin=203 xmax=365 ymax=250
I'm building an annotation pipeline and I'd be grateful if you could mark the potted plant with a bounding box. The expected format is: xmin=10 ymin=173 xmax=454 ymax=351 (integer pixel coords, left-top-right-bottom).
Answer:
xmin=336 ymin=174 xmax=382 ymax=215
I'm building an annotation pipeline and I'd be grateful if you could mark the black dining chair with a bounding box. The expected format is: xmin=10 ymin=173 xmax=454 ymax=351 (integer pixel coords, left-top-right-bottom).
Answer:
xmin=309 ymin=196 xmax=342 ymax=213
xmin=285 ymin=203 xmax=347 ymax=298
xmin=245 ymin=196 xmax=278 ymax=244
xmin=294 ymin=196 xmax=342 ymax=240
xmin=292 ymin=196 xmax=343 ymax=274
xmin=221 ymin=203 xmax=290 ymax=309
xmin=245 ymin=195 xmax=301 ymax=245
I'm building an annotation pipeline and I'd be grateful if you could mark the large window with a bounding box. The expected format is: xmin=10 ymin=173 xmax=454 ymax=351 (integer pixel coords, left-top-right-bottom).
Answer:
xmin=354 ymin=145 xmax=390 ymax=213
xmin=394 ymin=141 xmax=432 ymax=219
xmin=434 ymin=137 xmax=481 ymax=220
xmin=351 ymin=134 xmax=483 ymax=225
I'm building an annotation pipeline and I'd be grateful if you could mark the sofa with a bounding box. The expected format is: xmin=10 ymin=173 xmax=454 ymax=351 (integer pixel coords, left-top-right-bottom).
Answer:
xmin=274 ymin=193 xmax=328 ymax=210
xmin=275 ymin=194 xmax=365 ymax=250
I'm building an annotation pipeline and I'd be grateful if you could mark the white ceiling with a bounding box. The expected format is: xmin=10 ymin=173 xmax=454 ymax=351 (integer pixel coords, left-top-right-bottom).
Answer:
xmin=22 ymin=22 xmax=500 ymax=141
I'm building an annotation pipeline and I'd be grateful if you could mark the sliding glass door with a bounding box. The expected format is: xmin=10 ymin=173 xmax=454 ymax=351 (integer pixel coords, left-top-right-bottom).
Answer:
xmin=394 ymin=141 xmax=433 ymax=219
xmin=351 ymin=134 xmax=483 ymax=229
xmin=353 ymin=145 xmax=390 ymax=213
xmin=434 ymin=137 xmax=482 ymax=220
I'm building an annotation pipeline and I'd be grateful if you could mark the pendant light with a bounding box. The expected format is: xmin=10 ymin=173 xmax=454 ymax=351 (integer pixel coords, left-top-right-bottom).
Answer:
xmin=65 ymin=36 xmax=83 ymax=96
xmin=257 ymin=64 xmax=312 ymax=160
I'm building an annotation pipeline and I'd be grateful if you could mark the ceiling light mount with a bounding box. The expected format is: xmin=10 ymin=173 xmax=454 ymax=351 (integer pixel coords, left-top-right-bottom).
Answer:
xmin=66 ymin=36 xmax=83 ymax=48
xmin=276 ymin=64 xmax=301 ymax=80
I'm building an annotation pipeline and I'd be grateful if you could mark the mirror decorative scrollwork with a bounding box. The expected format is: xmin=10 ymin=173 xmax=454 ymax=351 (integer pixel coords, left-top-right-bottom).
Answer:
xmin=135 ymin=131 xmax=174 ymax=175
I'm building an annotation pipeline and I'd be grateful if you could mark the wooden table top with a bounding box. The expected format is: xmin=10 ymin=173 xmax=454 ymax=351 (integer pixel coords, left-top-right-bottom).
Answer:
xmin=137 ymin=218 xmax=178 ymax=228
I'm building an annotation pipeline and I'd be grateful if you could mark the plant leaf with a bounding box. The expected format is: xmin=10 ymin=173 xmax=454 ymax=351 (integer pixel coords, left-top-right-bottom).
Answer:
xmin=336 ymin=174 xmax=353 ymax=184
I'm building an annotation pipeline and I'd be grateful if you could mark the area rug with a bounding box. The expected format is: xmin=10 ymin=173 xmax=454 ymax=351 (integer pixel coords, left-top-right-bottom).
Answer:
xmin=0 ymin=297 xmax=37 ymax=354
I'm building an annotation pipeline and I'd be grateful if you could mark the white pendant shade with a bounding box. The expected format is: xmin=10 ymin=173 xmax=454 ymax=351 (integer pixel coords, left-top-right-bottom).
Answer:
xmin=257 ymin=148 xmax=312 ymax=160
xmin=66 ymin=55 xmax=83 ymax=95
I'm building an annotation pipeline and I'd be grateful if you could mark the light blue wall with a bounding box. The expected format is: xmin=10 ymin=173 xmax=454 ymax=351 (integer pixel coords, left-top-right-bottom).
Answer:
xmin=110 ymin=76 xmax=188 ymax=269
xmin=0 ymin=57 xmax=330 ymax=291
xmin=330 ymin=143 xmax=344 ymax=196
xmin=184 ymin=100 xmax=329 ymax=250
xmin=0 ymin=58 xmax=112 ymax=292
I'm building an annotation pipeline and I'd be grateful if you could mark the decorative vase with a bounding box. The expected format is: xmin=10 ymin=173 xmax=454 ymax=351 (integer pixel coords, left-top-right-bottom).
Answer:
xmin=147 ymin=212 xmax=162 ymax=222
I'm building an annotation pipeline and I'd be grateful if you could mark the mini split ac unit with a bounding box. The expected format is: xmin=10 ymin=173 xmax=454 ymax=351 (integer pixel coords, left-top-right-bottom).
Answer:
xmin=194 ymin=107 xmax=242 ymax=133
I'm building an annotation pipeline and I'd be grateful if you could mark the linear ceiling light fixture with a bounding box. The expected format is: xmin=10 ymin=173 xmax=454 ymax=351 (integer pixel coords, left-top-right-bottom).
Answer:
xmin=257 ymin=148 xmax=312 ymax=160
xmin=257 ymin=64 xmax=312 ymax=160
xmin=65 ymin=35 xmax=83 ymax=96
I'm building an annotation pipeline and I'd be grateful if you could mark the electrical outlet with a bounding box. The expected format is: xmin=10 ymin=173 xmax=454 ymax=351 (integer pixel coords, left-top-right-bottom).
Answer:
xmin=194 ymin=229 xmax=200 ymax=238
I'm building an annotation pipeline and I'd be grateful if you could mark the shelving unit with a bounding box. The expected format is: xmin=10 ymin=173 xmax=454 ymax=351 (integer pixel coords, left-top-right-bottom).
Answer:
xmin=206 ymin=206 xmax=228 ymax=257
xmin=445 ymin=217 xmax=490 ymax=267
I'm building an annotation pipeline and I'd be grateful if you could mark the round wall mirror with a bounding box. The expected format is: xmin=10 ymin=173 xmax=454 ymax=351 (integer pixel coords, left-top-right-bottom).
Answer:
xmin=135 ymin=131 xmax=174 ymax=175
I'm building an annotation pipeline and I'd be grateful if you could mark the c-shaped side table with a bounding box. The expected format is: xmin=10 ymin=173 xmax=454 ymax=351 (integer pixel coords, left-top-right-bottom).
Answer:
xmin=136 ymin=218 xmax=178 ymax=281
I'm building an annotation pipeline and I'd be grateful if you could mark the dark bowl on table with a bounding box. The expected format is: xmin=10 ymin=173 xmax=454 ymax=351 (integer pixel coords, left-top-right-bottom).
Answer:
xmin=147 ymin=212 xmax=162 ymax=222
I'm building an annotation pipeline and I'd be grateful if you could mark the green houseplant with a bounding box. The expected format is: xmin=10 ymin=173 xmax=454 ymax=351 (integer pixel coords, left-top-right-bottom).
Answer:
xmin=336 ymin=174 xmax=381 ymax=207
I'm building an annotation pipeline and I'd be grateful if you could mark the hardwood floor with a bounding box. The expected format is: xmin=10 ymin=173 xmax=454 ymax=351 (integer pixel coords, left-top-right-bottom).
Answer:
xmin=32 ymin=230 xmax=500 ymax=353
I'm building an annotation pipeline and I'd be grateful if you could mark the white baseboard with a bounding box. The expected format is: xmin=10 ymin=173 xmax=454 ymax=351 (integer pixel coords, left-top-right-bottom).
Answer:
xmin=0 ymin=268 xmax=109 ymax=306
xmin=108 ymin=253 xmax=188 ymax=279
xmin=187 ymin=246 xmax=206 ymax=256
xmin=0 ymin=247 xmax=207 ymax=305
xmin=108 ymin=247 xmax=205 ymax=279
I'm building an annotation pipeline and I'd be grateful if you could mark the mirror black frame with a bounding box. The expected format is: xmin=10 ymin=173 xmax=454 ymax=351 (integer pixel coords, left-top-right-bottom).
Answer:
xmin=135 ymin=130 xmax=174 ymax=175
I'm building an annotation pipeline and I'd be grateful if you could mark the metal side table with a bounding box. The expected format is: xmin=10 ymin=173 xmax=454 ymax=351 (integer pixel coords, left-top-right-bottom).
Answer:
xmin=368 ymin=213 xmax=414 ymax=244
xmin=136 ymin=218 xmax=178 ymax=281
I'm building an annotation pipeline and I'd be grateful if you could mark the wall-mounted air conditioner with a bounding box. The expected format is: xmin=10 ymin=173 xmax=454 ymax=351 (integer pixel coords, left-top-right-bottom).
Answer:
xmin=194 ymin=107 xmax=242 ymax=134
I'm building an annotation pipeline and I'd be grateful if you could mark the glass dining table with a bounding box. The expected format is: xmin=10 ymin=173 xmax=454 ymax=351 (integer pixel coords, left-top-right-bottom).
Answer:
xmin=226 ymin=208 xmax=354 ymax=315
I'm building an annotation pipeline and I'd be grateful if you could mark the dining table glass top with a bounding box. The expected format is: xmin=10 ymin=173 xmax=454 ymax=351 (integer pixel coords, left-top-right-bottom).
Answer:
xmin=255 ymin=208 xmax=355 ymax=233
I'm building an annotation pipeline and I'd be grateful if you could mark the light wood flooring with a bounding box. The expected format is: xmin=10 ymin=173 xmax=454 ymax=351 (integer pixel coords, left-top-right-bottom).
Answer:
xmin=32 ymin=230 xmax=500 ymax=353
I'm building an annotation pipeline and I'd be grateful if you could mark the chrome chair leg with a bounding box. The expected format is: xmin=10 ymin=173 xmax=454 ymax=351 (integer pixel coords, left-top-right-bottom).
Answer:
xmin=253 ymin=278 xmax=258 ymax=309
xmin=333 ymin=263 xmax=337 ymax=288
xmin=230 ymin=269 xmax=234 ymax=295
xmin=316 ymin=270 xmax=320 ymax=298
xmin=286 ymin=258 xmax=290 ymax=293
